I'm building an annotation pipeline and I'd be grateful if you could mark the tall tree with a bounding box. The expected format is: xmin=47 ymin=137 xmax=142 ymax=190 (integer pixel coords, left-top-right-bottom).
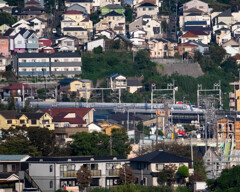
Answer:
xmin=77 ymin=165 xmax=92 ymax=189
xmin=158 ymin=164 xmax=177 ymax=186
xmin=119 ymin=164 xmax=136 ymax=184
xmin=0 ymin=12 xmax=17 ymax=26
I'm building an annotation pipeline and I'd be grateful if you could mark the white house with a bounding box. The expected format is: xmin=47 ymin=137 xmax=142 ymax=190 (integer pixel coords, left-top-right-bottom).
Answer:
xmin=28 ymin=17 xmax=47 ymax=37
xmin=108 ymin=74 xmax=127 ymax=89
xmin=212 ymin=22 xmax=228 ymax=34
xmin=136 ymin=3 xmax=159 ymax=19
xmin=86 ymin=38 xmax=105 ymax=51
xmin=88 ymin=122 xmax=102 ymax=133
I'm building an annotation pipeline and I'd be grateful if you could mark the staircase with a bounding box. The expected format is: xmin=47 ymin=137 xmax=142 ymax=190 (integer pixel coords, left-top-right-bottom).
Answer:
xmin=24 ymin=171 xmax=42 ymax=192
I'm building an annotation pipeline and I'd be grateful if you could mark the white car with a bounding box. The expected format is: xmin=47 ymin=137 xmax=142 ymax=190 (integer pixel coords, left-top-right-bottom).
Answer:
xmin=52 ymin=28 xmax=57 ymax=33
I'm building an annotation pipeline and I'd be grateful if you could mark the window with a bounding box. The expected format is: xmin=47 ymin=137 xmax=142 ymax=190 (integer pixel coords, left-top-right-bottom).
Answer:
xmin=50 ymin=181 xmax=53 ymax=188
xmin=20 ymin=120 xmax=25 ymax=124
xmin=7 ymin=164 xmax=15 ymax=172
xmin=50 ymin=165 xmax=53 ymax=172
xmin=7 ymin=120 xmax=12 ymax=124
xmin=156 ymin=163 xmax=164 ymax=170
xmin=67 ymin=164 xmax=75 ymax=171
xmin=0 ymin=164 xmax=3 ymax=172
xmin=17 ymin=41 xmax=22 ymax=44
xmin=143 ymin=8 xmax=146 ymax=11
xmin=91 ymin=164 xmax=98 ymax=170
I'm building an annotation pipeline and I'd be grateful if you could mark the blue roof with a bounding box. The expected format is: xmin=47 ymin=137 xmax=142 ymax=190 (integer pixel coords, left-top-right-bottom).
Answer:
xmin=0 ymin=155 xmax=29 ymax=161
xmin=184 ymin=21 xmax=207 ymax=26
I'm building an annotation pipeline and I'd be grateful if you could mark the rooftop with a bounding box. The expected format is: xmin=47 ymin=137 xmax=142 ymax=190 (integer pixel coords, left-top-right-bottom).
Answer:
xmin=130 ymin=151 xmax=191 ymax=163
xmin=0 ymin=155 xmax=30 ymax=162
xmin=105 ymin=11 xmax=123 ymax=17
xmin=17 ymin=53 xmax=49 ymax=58
xmin=138 ymin=2 xmax=157 ymax=7
xmin=63 ymin=27 xmax=87 ymax=31
xmin=105 ymin=4 xmax=123 ymax=9
xmin=50 ymin=52 xmax=81 ymax=58
xmin=64 ymin=10 xmax=83 ymax=14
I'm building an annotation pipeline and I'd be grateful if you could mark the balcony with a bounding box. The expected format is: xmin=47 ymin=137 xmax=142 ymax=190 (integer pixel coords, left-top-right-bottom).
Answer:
xmin=108 ymin=169 xmax=120 ymax=176
xmin=229 ymin=102 xmax=235 ymax=107
xmin=229 ymin=92 xmax=235 ymax=99
xmin=19 ymin=71 xmax=50 ymax=76
xmin=51 ymin=62 xmax=82 ymax=67
xmin=26 ymin=43 xmax=39 ymax=49
xmin=61 ymin=170 xmax=101 ymax=178
xmin=19 ymin=62 xmax=50 ymax=67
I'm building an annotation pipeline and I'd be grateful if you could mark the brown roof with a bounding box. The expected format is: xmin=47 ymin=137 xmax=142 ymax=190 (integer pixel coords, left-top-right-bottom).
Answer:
xmin=25 ymin=0 xmax=40 ymax=5
xmin=44 ymin=108 xmax=93 ymax=118
xmin=0 ymin=111 xmax=17 ymax=119
xmin=233 ymin=54 xmax=240 ymax=59
xmin=181 ymin=32 xmax=199 ymax=38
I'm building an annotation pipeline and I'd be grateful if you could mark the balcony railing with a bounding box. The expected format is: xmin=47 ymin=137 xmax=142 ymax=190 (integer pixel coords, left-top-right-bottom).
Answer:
xmin=19 ymin=62 xmax=50 ymax=67
xmin=61 ymin=170 xmax=101 ymax=178
xmin=108 ymin=169 xmax=120 ymax=176
xmin=229 ymin=92 xmax=235 ymax=99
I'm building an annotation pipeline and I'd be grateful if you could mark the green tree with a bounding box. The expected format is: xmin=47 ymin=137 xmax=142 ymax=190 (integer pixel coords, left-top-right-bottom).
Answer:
xmin=124 ymin=5 xmax=133 ymax=22
xmin=0 ymin=12 xmax=17 ymax=26
xmin=209 ymin=44 xmax=226 ymax=65
xmin=93 ymin=46 xmax=103 ymax=54
xmin=221 ymin=57 xmax=238 ymax=77
xmin=176 ymin=165 xmax=189 ymax=184
xmin=7 ymin=96 xmax=15 ymax=110
xmin=113 ymin=40 xmax=120 ymax=49
xmin=119 ymin=164 xmax=136 ymax=184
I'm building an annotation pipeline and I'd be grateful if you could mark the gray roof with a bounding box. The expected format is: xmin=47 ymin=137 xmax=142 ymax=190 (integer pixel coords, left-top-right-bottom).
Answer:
xmin=105 ymin=4 xmax=123 ymax=9
xmin=63 ymin=27 xmax=87 ymax=31
xmin=127 ymin=79 xmax=142 ymax=86
xmin=217 ymin=21 xmax=227 ymax=25
xmin=138 ymin=2 xmax=157 ymax=7
xmin=105 ymin=11 xmax=122 ymax=17
xmin=27 ymin=156 xmax=126 ymax=163
xmin=50 ymin=52 xmax=81 ymax=58
xmin=17 ymin=53 xmax=49 ymax=58
xmin=130 ymin=151 xmax=191 ymax=163
xmin=217 ymin=8 xmax=232 ymax=17
xmin=0 ymin=155 xmax=30 ymax=162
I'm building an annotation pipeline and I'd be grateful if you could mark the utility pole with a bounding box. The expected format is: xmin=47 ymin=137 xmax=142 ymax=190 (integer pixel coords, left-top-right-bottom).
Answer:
xmin=190 ymin=135 xmax=194 ymax=167
xmin=110 ymin=136 xmax=112 ymax=155
xmin=156 ymin=113 xmax=159 ymax=145
xmin=22 ymin=84 xmax=25 ymax=108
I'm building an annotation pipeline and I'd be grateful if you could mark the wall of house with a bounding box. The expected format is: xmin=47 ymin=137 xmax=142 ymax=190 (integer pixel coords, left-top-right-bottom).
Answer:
xmin=0 ymin=39 xmax=10 ymax=57
xmin=0 ymin=115 xmax=18 ymax=129
xmin=136 ymin=6 xmax=158 ymax=18
xmin=87 ymin=39 xmax=105 ymax=51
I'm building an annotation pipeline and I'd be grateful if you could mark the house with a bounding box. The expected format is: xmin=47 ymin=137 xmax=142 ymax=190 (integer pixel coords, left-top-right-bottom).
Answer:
xmin=13 ymin=53 xmax=50 ymax=77
xmin=232 ymin=22 xmax=240 ymax=38
xmin=54 ymin=36 xmax=77 ymax=52
xmin=94 ymin=29 xmax=116 ymax=39
xmin=130 ymin=29 xmax=147 ymax=39
xmin=62 ymin=27 xmax=88 ymax=44
xmin=178 ymin=43 xmax=198 ymax=56
xmin=129 ymin=16 xmax=161 ymax=39
xmin=44 ymin=107 xmax=94 ymax=141
xmin=130 ymin=151 xmax=192 ymax=186
xmin=99 ymin=122 xmax=122 ymax=136
xmin=28 ymin=17 xmax=47 ymax=37
xmin=113 ymin=34 xmax=132 ymax=50
xmin=0 ymin=155 xmax=30 ymax=189
xmin=133 ymin=0 xmax=161 ymax=8
xmin=213 ymin=22 xmax=228 ymax=34
xmin=233 ymin=54 xmax=240 ymax=64
xmin=0 ymin=24 xmax=10 ymax=34
xmin=95 ymin=11 xmax=126 ymax=35
xmin=0 ymin=36 xmax=10 ymax=58
xmin=136 ymin=3 xmax=158 ymax=19
xmin=224 ymin=45 xmax=240 ymax=56
xmin=65 ymin=0 xmax=93 ymax=14
xmin=182 ymin=0 xmax=212 ymax=15
xmin=213 ymin=8 xmax=233 ymax=27
xmin=12 ymin=33 xmax=26 ymax=53
xmin=39 ymin=46 xmax=55 ymax=54
xmin=148 ymin=38 xmax=177 ymax=58
xmin=108 ymin=74 xmax=127 ymax=89
xmin=66 ymin=3 xmax=87 ymax=14
xmin=215 ymin=28 xmax=231 ymax=45
xmin=39 ymin=37 xmax=52 ymax=47
xmin=203 ymin=148 xmax=221 ymax=179
xmin=0 ymin=111 xmax=18 ymax=129
xmin=58 ymin=78 xmax=92 ymax=100
xmin=88 ymin=122 xmax=102 ymax=133
xmin=217 ymin=117 xmax=240 ymax=149
xmin=24 ymin=0 xmax=41 ymax=8
xmin=24 ymin=30 xmax=39 ymax=53
xmin=130 ymin=37 xmax=146 ymax=49
xmin=15 ymin=6 xmax=46 ymax=21
xmin=229 ymin=81 xmax=240 ymax=112
xmin=26 ymin=156 xmax=127 ymax=191
xmin=2 ymin=83 xmax=34 ymax=101
xmin=0 ymin=55 xmax=9 ymax=71
xmin=222 ymin=39 xmax=239 ymax=48
xmin=127 ymin=79 xmax=142 ymax=93
xmin=50 ymin=52 xmax=82 ymax=77
xmin=179 ymin=30 xmax=211 ymax=44
xmin=17 ymin=112 xmax=54 ymax=130
xmin=101 ymin=4 xmax=124 ymax=15
xmin=188 ymin=41 xmax=209 ymax=55
xmin=0 ymin=0 xmax=8 ymax=8
xmin=86 ymin=38 xmax=105 ymax=51
xmin=62 ymin=10 xmax=93 ymax=32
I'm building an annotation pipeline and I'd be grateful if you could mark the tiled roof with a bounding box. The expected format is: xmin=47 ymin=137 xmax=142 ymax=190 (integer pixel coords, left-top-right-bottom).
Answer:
xmin=59 ymin=78 xmax=78 ymax=84
xmin=17 ymin=53 xmax=49 ymax=58
xmin=105 ymin=4 xmax=123 ymax=9
xmin=19 ymin=112 xmax=45 ymax=120
xmin=178 ymin=43 xmax=198 ymax=47
xmin=181 ymin=32 xmax=199 ymax=38
xmin=0 ymin=111 xmax=17 ymax=119
xmin=64 ymin=10 xmax=83 ymax=14
xmin=105 ymin=11 xmax=122 ymax=17
xmin=44 ymin=108 xmax=93 ymax=119
xmin=3 ymin=83 xmax=31 ymax=90
xmin=190 ymin=30 xmax=208 ymax=35
xmin=184 ymin=21 xmax=207 ymax=25
xmin=53 ymin=112 xmax=86 ymax=124
xmin=217 ymin=8 xmax=231 ymax=17
xmin=25 ymin=0 xmax=40 ymax=4
xmin=0 ymin=155 xmax=30 ymax=161
xmin=184 ymin=7 xmax=203 ymax=13
xmin=217 ymin=21 xmax=227 ymax=25
xmin=27 ymin=156 xmax=126 ymax=162
xmin=138 ymin=2 xmax=156 ymax=7
xmin=50 ymin=52 xmax=81 ymax=58
xmin=63 ymin=27 xmax=86 ymax=31
xmin=130 ymin=151 xmax=191 ymax=163
xmin=233 ymin=54 xmax=240 ymax=59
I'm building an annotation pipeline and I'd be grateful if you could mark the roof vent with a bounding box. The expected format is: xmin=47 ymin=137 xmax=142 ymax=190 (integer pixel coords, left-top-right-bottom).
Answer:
xmin=67 ymin=158 xmax=72 ymax=162
xmin=113 ymin=157 xmax=117 ymax=160
xmin=159 ymin=150 xmax=163 ymax=152
xmin=39 ymin=159 xmax=43 ymax=162
xmin=90 ymin=158 xmax=94 ymax=161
